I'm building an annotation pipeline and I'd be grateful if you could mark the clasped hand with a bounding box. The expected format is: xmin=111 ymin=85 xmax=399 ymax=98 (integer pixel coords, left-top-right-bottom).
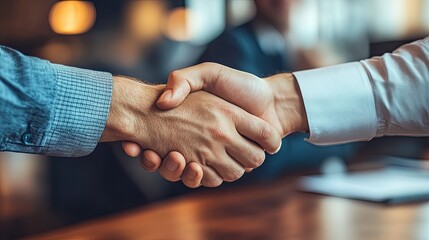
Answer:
xmin=119 ymin=63 xmax=307 ymax=188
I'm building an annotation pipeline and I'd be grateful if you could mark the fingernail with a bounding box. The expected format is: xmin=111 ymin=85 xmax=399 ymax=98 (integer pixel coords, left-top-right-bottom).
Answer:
xmin=186 ymin=169 xmax=197 ymax=179
xmin=159 ymin=90 xmax=172 ymax=103
xmin=166 ymin=160 xmax=179 ymax=171
xmin=271 ymin=141 xmax=282 ymax=155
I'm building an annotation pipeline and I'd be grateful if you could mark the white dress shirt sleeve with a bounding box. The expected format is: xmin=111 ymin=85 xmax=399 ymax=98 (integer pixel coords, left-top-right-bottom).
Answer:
xmin=293 ymin=36 xmax=429 ymax=145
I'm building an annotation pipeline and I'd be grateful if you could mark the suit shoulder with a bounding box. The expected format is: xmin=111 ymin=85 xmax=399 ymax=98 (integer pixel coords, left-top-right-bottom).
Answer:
xmin=212 ymin=22 xmax=254 ymax=46
xmin=198 ymin=22 xmax=259 ymax=68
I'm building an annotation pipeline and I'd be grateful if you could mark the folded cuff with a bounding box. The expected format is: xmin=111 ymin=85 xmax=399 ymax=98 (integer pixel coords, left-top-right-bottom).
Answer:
xmin=293 ymin=62 xmax=377 ymax=145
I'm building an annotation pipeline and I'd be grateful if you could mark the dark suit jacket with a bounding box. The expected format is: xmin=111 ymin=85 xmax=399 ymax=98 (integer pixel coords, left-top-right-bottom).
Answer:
xmin=200 ymin=21 xmax=287 ymax=77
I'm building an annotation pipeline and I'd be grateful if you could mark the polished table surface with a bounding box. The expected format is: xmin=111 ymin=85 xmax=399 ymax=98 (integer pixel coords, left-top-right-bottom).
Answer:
xmin=28 ymin=177 xmax=429 ymax=240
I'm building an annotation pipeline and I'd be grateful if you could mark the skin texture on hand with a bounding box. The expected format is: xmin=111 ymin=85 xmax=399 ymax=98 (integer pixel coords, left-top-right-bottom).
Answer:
xmin=122 ymin=63 xmax=308 ymax=188
xmin=102 ymin=76 xmax=281 ymax=187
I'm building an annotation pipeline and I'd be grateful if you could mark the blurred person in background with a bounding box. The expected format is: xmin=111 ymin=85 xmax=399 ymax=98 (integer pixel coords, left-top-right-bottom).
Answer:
xmin=201 ymin=0 xmax=315 ymax=74
xmin=196 ymin=0 xmax=359 ymax=180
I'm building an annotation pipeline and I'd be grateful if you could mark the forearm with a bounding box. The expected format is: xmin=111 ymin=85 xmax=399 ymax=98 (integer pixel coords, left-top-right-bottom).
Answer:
xmin=0 ymin=46 xmax=112 ymax=157
xmin=362 ymin=37 xmax=429 ymax=137
xmin=286 ymin=36 xmax=429 ymax=145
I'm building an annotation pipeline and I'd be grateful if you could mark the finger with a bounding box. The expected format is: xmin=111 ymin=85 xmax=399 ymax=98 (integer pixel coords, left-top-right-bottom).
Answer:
xmin=122 ymin=141 xmax=142 ymax=157
xmin=159 ymin=151 xmax=187 ymax=182
xmin=181 ymin=162 xmax=203 ymax=188
xmin=201 ymin=165 xmax=224 ymax=188
xmin=157 ymin=63 xmax=224 ymax=109
xmin=245 ymin=168 xmax=253 ymax=172
xmin=140 ymin=150 xmax=162 ymax=172
xmin=234 ymin=110 xmax=282 ymax=154
xmin=225 ymin=135 xmax=266 ymax=169
xmin=206 ymin=151 xmax=245 ymax=183
xmin=157 ymin=75 xmax=192 ymax=109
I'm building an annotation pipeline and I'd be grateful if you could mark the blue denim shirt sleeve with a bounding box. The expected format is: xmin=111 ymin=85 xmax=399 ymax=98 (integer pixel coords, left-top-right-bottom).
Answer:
xmin=0 ymin=46 xmax=112 ymax=157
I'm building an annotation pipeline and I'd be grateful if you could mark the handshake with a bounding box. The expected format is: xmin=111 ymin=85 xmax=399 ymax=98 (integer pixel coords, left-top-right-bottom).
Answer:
xmin=101 ymin=63 xmax=309 ymax=188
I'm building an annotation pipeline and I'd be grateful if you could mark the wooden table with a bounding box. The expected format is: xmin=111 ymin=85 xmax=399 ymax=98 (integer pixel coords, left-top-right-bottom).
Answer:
xmin=28 ymin=178 xmax=429 ymax=240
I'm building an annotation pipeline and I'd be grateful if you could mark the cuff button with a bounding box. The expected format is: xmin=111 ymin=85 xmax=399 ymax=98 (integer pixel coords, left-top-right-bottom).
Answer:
xmin=21 ymin=132 xmax=33 ymax=145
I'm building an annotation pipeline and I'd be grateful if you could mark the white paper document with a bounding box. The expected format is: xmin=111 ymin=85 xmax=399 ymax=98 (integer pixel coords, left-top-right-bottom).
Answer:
xmin=300 ymin=167 xmax=429 ymax=203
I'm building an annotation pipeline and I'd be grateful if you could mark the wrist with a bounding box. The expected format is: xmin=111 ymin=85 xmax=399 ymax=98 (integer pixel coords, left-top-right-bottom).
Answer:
xmin=266 ymin=73 xmax=309 ymax=135
xmin=100 ymin=76 xmax=159 ymax=142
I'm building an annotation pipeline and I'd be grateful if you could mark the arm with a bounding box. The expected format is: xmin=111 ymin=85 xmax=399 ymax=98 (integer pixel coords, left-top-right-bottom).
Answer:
xmin=294 ymin=37 xmax=429 ymax=144
xmin=0 ymin=46 xmax=112 ymax=157
xmin=132 ymin=36 xmax=429 ymax=185
xmin=0 ymin=46 xmax=281 ymax=187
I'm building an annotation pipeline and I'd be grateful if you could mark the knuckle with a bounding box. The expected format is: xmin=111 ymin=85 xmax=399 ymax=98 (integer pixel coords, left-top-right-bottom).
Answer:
xmin=197 ymin=148 xmax=211 ymax=166
xmin=168 ymin=70 xmax=183 ymax=81
xmin=210 ymin=127 xmax=228 ymax=141
xmin=259 ymin=123 xmax=274 ymax=142
xmin=169 ymin=70 xmax=180 ymax=78
xmin=209 ymin=101 xmax=230 ymax=114
xmin=219 ymin=104 xmax=233 ymax=115
xmin=200 ymin=62 xmax=224 ymax=88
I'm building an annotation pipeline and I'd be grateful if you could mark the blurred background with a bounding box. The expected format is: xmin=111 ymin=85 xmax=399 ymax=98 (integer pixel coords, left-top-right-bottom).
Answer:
xmin=1 ymin=0 xmax=429 ymax=238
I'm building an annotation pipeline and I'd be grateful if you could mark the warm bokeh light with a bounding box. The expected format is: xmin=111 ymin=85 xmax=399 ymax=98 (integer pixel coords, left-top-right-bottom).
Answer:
xmin=164 ymin=7 xmax=191 ymax=42
xmin=126 ymin=0 xmax=166 ymax=41
xmin=49 ymin=1 xmax=96 ymax=35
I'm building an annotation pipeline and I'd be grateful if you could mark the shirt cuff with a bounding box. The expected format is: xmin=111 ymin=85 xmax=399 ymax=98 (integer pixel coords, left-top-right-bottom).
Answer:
xmin=293 ymin=62 xmax=377 ymax=145
xmin=44 ymin=64 xmax=113 ymax=157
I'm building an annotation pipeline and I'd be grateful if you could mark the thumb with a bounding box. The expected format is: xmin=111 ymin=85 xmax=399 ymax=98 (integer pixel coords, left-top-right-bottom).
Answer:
xmin=156 ymin=76 xmax=192 ymax=109
xmin=156 ymin=63 xmax=220 ymax=109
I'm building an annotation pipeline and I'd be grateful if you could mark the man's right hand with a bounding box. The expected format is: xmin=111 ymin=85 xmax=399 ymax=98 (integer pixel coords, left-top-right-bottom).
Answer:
xmin=101 ymin=76 xmax=282 ymax=187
